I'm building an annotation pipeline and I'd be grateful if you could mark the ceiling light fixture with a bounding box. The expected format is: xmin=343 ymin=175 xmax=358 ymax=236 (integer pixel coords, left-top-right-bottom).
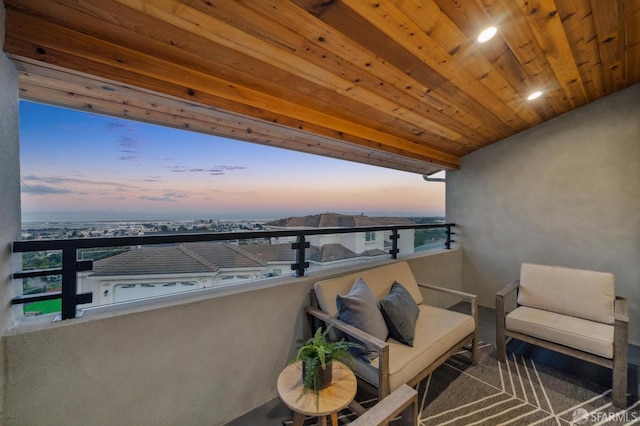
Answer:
xmin=477 ymin=27 xmax=497 ymax=43
xmin=527 ymin=91 xmax=543 ymax=101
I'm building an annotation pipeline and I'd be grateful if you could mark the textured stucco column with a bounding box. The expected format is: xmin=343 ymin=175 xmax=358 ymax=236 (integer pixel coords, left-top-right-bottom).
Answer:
xmin=1 ymin=0 xmax=21 ymax=327
xmin=1 ymin=1 xmax=23 ymax=421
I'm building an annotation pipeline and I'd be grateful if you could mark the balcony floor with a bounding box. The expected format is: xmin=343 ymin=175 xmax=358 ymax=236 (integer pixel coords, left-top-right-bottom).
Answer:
xmin=226 ymin=305 xmax=640 ymax=425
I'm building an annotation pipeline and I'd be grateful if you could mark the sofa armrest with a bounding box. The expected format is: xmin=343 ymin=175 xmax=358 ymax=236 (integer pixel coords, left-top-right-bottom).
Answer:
xmin=417 ymin=282 xmax=477 ymax=303
xmin=350 ymin=384 xmax=417 ymax=426
xmin=304 ymin=306 xmax=388 ymax=352
xmin=418 ymin=282 xmax=478 ymax=330
xmin=305 ymin=305 xmax=391 ymax=397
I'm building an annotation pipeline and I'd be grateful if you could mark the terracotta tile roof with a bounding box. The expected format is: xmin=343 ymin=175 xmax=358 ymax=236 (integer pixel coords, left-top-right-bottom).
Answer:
xmin=239 ymin=243 xmax=296 ymax=262
xmin=264 ymin=212 xmax=415 ymax=228
xmin=308 ymin=244 xmax=386 ymax=262
xmin=91 ymin=240 xmax=388 ymax=276
xmin=91 ymin=242 xmax=266 ymax=276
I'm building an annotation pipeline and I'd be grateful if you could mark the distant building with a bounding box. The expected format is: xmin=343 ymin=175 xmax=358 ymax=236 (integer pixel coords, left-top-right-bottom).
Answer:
xmin=79 ymin=213 xmax=416 ymax=307
xmin=264 ymin=212 xmax=416 ymax=257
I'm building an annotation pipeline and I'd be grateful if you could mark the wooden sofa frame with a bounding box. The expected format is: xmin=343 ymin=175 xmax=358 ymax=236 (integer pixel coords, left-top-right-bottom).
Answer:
xmin=350 ymin=384 xmax=418 ymax=426
xmin=496 ymin=280 xmax=629 ymax=408
xmin=305 ymin=282 xmax=478 ymax=402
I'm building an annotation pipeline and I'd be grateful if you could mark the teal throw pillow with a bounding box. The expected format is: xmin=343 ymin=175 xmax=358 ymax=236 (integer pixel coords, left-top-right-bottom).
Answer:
xmin=379 ymin=282 xmax=420 ymax=346
xmin=336 ymin=277 xmax=389 ymax=362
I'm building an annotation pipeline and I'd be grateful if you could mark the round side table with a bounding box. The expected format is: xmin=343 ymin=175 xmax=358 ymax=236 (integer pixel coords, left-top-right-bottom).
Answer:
xmin=277 ymin=361 xmax=357 ymax=426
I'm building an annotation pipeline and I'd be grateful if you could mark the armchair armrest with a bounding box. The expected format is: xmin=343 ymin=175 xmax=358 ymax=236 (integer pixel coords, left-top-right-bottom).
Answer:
xmin=495 ymin=280 xmax=519 ymax=321
xmin=615 ymin=297 xmax=628 ymax=324
xmin=496 ymin=280 xmax=520 ymax=299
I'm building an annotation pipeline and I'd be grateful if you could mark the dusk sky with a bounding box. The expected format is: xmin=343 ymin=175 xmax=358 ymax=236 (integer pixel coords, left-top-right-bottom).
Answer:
xmin=20 ymin=101 xmax=445 ymax=222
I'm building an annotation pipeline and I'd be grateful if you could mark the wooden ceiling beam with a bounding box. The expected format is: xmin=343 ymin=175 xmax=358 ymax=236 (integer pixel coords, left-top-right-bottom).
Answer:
xmin=590 ymin=0 xmax=626 ymax=94
xmin=554 ymin=0 xmax=606 ymax=102
xmin=241 ymin=0 xmax=502 ymax=146
xmin=5 ymin=9 xmax=459 ymax=169
xmin=390 ymin=0 xmax=546 ymax=124
xmin=113 ymin=0 xmax=464 ymax=144
xmin=515 ymin=0 xmax=589 ymax=109
xmin=291 ymin=0 xmax=518 ymax=140
xmin=339 ymin=0 xmax=540 ymax=130
xmin=13 ymin=58 xmax=442 ymax=175
xmin=478 ymin=0 xmax=571 ymax=112
xmin=7 ymin=0 xmax=469 ymax=156
xmin=3 ymin=0 xmax=638 ymax=175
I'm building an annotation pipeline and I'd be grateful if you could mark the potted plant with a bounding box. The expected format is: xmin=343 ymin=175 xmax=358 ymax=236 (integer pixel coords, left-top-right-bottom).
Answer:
xmin=292 ymin=326 xmax=362 ymax=408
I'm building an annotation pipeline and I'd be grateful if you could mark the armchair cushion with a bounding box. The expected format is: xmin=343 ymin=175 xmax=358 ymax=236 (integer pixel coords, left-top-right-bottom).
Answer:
xmin=337 ymin=277 xmax=389 ymax=361
xmin=506 ymin=306 xmax=614 ymax=358
xmin=379 ymin=282 xmax=420 ymax=346
xmin=518 ymin=263 xmax=615 ymax=324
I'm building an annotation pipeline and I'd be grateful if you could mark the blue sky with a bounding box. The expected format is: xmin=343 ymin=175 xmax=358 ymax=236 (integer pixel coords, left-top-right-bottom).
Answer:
xmin=19 ymin=101 xmax=445 ymax=222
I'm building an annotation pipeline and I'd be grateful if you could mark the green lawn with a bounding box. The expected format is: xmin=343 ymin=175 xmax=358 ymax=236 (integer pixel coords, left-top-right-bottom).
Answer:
xmin=24 ymin=299 xmax=61 ymax=315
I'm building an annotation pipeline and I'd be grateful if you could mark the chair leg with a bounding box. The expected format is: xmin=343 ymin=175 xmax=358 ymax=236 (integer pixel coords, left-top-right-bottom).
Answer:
xmin=471 ymin=335 xmax=478 ymax=366
xmin=612 ymin=308 xmax=628 ymax=409
xmin=495 ymin=296 xmax=506 ymax=363
xmin=612 ymin=351 xmax=628 ymax=408
xmin=496 ymin=333 xmax=506 ymax=363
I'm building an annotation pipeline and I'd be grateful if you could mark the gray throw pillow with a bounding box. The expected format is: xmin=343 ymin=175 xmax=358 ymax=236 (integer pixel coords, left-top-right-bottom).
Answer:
xmin=379 ymin=282 xmax=420 ymax=346
xmin=336 ymin=277 xmax=389 ymax=362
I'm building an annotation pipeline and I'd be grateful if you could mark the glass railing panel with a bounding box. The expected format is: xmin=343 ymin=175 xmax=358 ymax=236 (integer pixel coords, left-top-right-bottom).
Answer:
xmin=13 ymin=223 xmax=454 ymax=318
xmin=413 ymin=227 xmax=448 ymax=252
xmin=21 ymin=250 xmax=62 ymax=315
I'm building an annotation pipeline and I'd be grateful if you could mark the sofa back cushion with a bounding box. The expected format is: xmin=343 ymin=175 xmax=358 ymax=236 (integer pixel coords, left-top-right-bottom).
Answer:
xmin=314 ymin=261 xmax=422 ymax=317
xmin=517 ymin=263 xmax=615 ymax=324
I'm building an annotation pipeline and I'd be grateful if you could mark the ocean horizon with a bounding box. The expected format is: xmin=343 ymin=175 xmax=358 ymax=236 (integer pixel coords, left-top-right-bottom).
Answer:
xmin=22 ymin=210 xmax=446 ymax=225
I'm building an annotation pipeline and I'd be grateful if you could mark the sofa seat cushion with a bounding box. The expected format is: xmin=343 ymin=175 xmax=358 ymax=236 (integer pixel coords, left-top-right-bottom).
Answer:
xmin=353 ymin=304 xmax=475 ymax=392
xmin=506 ymin=306 xmax=614 ymax=359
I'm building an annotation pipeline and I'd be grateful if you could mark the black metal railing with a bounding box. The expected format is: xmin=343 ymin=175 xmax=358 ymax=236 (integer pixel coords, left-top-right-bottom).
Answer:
xmin=12 ymin=223 xmax=455 ymax=320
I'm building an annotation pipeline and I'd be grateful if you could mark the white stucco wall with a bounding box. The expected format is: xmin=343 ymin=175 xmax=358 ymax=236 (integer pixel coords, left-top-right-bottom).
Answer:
xmin=447 ymin=84 xmax=640 ymax=344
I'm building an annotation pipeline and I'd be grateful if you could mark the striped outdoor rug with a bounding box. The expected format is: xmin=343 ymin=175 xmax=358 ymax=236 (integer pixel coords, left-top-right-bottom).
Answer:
xmin=285 ymin=343 xmax=639 ymax=425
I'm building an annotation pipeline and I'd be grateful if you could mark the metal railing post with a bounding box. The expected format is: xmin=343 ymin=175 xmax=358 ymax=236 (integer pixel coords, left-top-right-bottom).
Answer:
xmin=290 ymin=234 xmax=310 ymax=277
xmin=445 ymin=225 xmax=455 ymax=250
xmin=61 ymin=247 xmax=78 ymax=320
xmin=389 ymin=229 xmax=399 ymax=259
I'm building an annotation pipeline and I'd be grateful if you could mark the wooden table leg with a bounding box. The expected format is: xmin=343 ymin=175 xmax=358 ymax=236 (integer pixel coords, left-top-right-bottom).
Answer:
xmin=292 ymin=412 xmax=305 ymax=426
xmin=330 ymin=411 xmax=338 ymax=426
xmin=319 ymin=415 xmax=327 ymax=426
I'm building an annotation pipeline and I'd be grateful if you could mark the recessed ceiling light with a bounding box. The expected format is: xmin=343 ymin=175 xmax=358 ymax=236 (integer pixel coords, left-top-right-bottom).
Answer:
xmin=477 ymin=27 xmax=497 ymax=43
xmin=527 ymin=91 xmax=543 ymax=101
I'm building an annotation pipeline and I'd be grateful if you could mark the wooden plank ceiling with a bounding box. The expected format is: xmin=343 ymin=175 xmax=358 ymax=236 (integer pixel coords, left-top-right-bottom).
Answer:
xmin=3 ymin=0 xmax=640 ymax=174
